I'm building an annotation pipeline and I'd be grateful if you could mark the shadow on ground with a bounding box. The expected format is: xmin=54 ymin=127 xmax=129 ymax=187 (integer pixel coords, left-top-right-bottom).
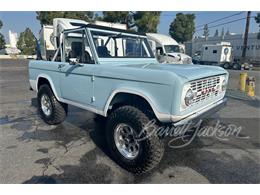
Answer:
xmin=22 ymin=113 xmax=134 ymax=183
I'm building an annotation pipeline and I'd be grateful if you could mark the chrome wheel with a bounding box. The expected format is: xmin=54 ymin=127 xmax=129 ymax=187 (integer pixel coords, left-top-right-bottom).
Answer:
xmin=41 ymin=94 xmax=52 ymax=116
xmin=114 ymin=123 xmax=140 ymax=160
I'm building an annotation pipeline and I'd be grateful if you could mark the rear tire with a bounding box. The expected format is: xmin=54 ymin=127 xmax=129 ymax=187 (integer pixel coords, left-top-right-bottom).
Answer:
xmin=223 ymin=63 xmax=230 ymax=69
xmin=106 ymin=105 xmax=164 ymax=174
xmin=232 ymin=63 xmax=239 ymax=70
xmin=37 ymin=84 xmax=67 ymax=125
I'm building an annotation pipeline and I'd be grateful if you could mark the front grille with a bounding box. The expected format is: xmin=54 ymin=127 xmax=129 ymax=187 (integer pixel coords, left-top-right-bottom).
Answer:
xmin=190 ymin=75 xmax=222 ymax=104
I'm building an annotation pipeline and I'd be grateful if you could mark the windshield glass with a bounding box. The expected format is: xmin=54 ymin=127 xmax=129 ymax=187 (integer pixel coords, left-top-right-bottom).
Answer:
xmin=164 ymin=45 xmax=183 ymax=53
xmin=90 ymin=30 xmax=154 ymax=58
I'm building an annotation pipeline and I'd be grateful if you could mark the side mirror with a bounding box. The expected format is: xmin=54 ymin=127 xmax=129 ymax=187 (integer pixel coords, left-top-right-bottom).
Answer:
xmin=177 ymin=54 xmax=182 ymax=61
xmin=69 ymin=58 xmax=79 ymax=65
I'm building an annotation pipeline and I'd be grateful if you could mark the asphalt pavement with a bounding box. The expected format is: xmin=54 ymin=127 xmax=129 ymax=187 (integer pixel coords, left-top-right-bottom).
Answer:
xmin=0 ymin=59 xmax=259 ymax=183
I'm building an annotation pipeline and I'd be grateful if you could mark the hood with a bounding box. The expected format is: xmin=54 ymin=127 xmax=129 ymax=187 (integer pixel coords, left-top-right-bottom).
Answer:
xmin=157 ymin=64 xmax=227 ymax=80
xmin=121 ymin=63 xmax=228 ymax=81
xmin=167 ymin=52 xmax=191 ymax=59
xmin=164 ymin=53 xmax=192 ymax=64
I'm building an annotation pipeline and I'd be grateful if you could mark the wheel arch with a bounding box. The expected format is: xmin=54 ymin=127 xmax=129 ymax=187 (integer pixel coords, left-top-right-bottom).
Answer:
xmin=36 ymin=74 xmax=60 ymax=101
xmin=104 ymin=89 xmax=169 ymax=122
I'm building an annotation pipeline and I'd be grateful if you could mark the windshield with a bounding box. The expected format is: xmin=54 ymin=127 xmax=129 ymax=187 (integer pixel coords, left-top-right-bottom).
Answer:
xmin=90 ymin=30 xmax=154 ymax=58
xmin=164 ymin=45 xmax=183 ymax=53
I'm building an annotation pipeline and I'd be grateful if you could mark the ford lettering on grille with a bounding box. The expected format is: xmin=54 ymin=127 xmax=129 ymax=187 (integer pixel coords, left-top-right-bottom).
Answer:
xmin=190 ymin=76 xmax=221 ymax=104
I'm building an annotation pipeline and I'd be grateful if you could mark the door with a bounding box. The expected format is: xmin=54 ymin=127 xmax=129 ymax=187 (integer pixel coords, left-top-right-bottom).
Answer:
xmin=59 ymin=29 xmax=96 ymax=106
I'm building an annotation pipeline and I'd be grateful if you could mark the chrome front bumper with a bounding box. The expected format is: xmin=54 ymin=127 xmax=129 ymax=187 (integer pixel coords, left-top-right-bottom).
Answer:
xmin=171 ymin=98 xmax=227 ymax=126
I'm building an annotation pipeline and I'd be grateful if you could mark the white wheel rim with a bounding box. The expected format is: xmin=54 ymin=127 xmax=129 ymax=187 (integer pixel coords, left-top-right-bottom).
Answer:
xmin=114 ymin=123 xmax=140 ymax=160
xmin=41 ymin=94 xmax=52 ymax=116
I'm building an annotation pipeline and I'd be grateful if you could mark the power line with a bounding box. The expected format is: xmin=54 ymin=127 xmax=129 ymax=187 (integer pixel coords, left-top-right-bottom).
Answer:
xmin=195 ymin=16 xmax=255 ymax=32
xmin=196 ymin=11 xmax=245 ymax=28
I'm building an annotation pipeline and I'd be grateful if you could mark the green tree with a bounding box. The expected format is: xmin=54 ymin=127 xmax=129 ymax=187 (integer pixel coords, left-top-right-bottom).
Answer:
xmin=203 ymin=24 xmax=209 ymax=40
xmin=63 ymin=11 xmax=94 ymax=21
xmin=36 ymin=11 xmax=94 ymax=25
xmin=102 ymin=11 xmax=161 ymax=32
xmin=133 ymin=12 xmax=161 ymax=33
xmin=36 ymin=11 xmax=64 ymax=25
xmin=102 ymin=11 xmax=129 ymax=24
xmin=169 ymin=13 xmax=195 ymax=43
xmin=0 ymin=34 xmax=5 ymax=49
xmin=17 ymin=28 xmax=36 ymax=55
xmin=214 ymin=29 xmax=219 ymax=37
xmin=94 ymin=13 xmax=103 ymax=21
xmin=0 ymin=20 xmax=6 ymax=49
xmin=255 ymin=13 xmax=260 ymax=39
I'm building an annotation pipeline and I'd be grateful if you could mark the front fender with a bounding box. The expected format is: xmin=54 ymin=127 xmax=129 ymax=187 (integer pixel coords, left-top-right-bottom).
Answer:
xmin=36 ymin=74 xmax=61 ymax=101
xmin=103 ymin=86 xmax=173 ymax=122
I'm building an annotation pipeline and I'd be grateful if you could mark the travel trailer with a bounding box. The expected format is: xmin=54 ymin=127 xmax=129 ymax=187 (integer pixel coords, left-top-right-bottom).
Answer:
xmin=185 ymin=32 xmax=260 ymax=66
xmin=39 ymin=25 xmax=55 ymax=60
xmin=147 ymin=33 xmax=192 ymax=64
xmin=192 ymin=42 xmax=233 ymax=68
xmin=38 ymin=18 xmax=127 ymax=60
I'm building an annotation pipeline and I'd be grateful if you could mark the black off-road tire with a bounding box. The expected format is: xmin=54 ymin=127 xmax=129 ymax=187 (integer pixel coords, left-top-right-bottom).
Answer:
xmin=106 ymin=105 xmax=164 ymax=174
xmin=232 ymin=63 xmax=239 ymax=70
xmin=223 ymin=63 xmax=230 ymax=69
xmin=37 ymin=84 xmax=67 ymax=125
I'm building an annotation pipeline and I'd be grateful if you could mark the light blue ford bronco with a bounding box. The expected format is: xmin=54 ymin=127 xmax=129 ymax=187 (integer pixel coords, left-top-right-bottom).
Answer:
xmin=29 ymin=19 xmax=228 ymax=174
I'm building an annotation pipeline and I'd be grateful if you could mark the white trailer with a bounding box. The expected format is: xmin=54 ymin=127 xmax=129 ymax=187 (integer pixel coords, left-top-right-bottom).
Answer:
xmin=193 ymin=42 xmax=233 ymax=68
xmin=185 ymin=33 xmax=260 ymax=66
xmin=147 ymin=33 xmax=192 ymax=64
xmin=39 ymin=25 xmax=56 ymax=60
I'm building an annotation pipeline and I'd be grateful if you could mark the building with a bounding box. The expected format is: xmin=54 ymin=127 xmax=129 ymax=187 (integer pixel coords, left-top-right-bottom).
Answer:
xmin=185 ymin=32 xmax=260 ymax=65
xmin=8 ymin=30 xmax=18 ymax=48
xmin=0 ymin=30 xmax=21 ymax=55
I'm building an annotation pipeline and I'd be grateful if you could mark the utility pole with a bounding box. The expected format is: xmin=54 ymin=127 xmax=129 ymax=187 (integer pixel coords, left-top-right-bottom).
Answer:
xmin=241 ymin=11 xmax=251 ymax=63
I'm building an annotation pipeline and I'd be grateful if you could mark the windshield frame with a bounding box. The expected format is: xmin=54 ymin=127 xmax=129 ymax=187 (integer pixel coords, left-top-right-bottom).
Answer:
xmin=164 ymin=44 xmax=183 ymax=54
xmin=88 ymin=28 xmax=155 ymax=59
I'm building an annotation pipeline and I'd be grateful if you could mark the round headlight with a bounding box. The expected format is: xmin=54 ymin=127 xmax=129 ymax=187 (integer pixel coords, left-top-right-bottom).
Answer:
xmin=222 ymin=79 xmax=227 ymax=91
xmin=184 ymin=89 xmax=194 ymax=106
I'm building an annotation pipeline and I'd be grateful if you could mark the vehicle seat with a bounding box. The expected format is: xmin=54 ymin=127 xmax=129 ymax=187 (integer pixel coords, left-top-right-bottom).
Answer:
xmin=97 ymin=46 xmax=111 ymax=57
xmin=68 ymin=42 xmax=91 ymax=63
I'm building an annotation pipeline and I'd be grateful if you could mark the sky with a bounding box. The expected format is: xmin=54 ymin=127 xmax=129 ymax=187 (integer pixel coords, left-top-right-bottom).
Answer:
xmin=0 ymin=11 xmax=259 ymax=44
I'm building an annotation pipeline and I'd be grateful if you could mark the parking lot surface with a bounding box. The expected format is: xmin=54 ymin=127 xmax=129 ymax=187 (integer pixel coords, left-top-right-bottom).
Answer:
xmin=0 ymin=59 xmax=259 ymax=183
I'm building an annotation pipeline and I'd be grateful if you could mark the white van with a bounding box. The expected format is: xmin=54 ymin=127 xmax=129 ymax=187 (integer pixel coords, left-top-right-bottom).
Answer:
xmin=147 ymin=33 xmax=192 ymax=64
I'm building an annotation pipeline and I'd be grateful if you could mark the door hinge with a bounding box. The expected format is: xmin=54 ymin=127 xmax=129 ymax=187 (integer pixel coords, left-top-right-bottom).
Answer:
xmin=91 ymin=75 xmax=95 ymax=82
xmin=91 ymin=96 xmax=95 ymax=102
